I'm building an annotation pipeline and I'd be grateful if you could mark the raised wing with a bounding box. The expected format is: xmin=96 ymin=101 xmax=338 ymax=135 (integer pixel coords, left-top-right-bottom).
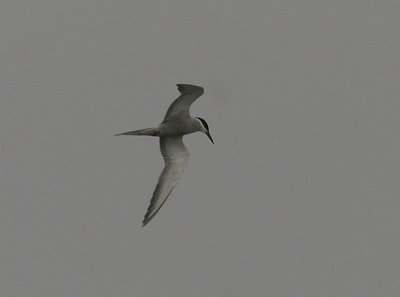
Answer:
xmin=142 ymin=136 xmax=190 ymax=226
xmin=163 ymin=84 xmax=204 ymax=121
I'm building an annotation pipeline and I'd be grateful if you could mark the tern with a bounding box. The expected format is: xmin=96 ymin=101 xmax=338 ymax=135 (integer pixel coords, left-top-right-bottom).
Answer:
xmin=116 ymin=84 xmax=213 ymax=226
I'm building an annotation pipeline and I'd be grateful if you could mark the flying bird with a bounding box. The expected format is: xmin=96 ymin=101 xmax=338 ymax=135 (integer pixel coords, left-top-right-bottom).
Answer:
xmin=116 ymin=84 xmax=213 ymax=226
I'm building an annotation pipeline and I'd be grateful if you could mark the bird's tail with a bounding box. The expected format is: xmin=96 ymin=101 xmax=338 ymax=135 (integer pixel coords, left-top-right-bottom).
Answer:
xmin=114 ymin=127 xmax=159 ymax=136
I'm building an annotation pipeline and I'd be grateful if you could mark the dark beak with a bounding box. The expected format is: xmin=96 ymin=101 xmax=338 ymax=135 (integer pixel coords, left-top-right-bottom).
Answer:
xmin=206 ymin=131 xmax=214 ymax=144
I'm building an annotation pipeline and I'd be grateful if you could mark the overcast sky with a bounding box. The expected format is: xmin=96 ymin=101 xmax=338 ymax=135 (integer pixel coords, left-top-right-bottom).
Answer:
xmin=1 ymin=1 xmax=400 ymax=296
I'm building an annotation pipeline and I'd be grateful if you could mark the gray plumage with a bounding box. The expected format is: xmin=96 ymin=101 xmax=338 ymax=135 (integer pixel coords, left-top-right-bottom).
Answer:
xmin=116 ymin=84 xmax=213 ymax=226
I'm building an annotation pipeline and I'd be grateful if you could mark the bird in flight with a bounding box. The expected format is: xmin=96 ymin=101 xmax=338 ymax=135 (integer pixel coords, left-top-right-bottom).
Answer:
xmin=116 ymin=84 xmax=213 ymax=226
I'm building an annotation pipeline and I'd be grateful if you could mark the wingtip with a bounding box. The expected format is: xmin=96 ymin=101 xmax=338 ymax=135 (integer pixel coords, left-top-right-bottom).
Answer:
xmin=142 ymin=213 xmax=152 ymax=227
xmin=176 ymin=84 xmax=204 ymax=95
xmin=141 ymin=219 xmax=148 ymax=227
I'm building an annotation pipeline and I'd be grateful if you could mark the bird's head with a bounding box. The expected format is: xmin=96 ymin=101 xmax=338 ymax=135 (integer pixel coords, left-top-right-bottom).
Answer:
xmin=195 ymin=117 xmax=214 ymax=144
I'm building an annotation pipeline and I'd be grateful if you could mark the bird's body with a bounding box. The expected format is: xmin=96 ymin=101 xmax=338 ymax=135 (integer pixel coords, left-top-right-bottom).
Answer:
xmin=116 ymin=84 xmax=213 ymax=226
xmin=159 ymin=117 xmax=202 ymax=136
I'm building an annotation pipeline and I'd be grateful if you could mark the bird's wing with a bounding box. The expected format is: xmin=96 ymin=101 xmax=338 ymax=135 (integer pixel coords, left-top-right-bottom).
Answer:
xmin=163 ymin=84 xmax=204 ymax=121
xmin=142 ymin=136 xmax=190 ymax=226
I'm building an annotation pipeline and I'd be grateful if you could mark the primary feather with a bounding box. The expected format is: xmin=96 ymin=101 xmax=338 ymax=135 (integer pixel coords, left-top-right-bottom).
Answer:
xmin=142 ymin=136 xmax=190 ymax=226
xmin=163 ymin=84 xmax=204 ymax=121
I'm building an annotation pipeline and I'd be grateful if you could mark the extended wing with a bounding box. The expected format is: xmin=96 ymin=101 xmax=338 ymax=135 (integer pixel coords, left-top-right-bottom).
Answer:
xmin=163 ymin=84 xmax=204 ymax=121
xmin=142 ymin=136 xmax=190 ymax=226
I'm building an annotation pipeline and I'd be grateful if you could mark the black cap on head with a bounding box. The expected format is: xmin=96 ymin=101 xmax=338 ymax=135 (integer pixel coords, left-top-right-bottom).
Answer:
xmin=195 ymin=117 xmax=209 ymax=132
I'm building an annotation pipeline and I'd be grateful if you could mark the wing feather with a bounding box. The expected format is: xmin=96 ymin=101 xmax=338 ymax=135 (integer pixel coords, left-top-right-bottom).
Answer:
xmin=142 ymin=136 xmax=190 ymax=226
xmin=163 ymin=84 xmax=204 ymax=121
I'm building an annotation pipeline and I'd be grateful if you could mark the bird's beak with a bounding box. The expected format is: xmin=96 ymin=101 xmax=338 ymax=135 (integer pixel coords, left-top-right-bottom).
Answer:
xmin=206 ymin=131 xmax=214 ymax=144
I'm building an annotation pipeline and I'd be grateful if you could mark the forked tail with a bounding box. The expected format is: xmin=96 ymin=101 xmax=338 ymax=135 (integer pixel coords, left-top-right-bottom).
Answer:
xmin=114 ymin=127 xmax=159 ymax=136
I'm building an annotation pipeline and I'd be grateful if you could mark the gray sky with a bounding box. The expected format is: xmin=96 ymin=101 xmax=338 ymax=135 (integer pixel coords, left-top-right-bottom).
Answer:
xmin=1 ymin=1 xmax=400 ymax=296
